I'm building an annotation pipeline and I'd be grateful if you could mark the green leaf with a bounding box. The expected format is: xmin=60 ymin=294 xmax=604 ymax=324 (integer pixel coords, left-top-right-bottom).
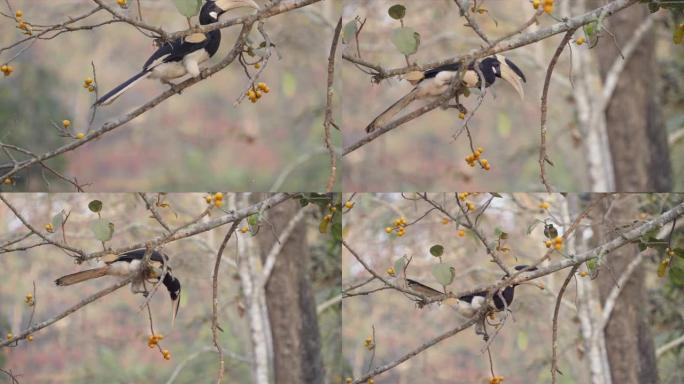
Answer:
xmin=429 ymin=244 xmax=444 ymax=257
xmin=342 ymin=20 xmax=358 ymax=44
xmin=88 ymin=200 xmax=103 ymax=213
xmin=517 ymin=331 xmax=528 ymax=351
xmin=495 ymin=228 xmax=508 ymax=240
xmin=674 ymin=248 xmax=684 ymax=258
xmin=391 ymin=27 xmax=420 ymax=56
xmin=586 ymin=258 xmax=597 ymax=273
xmin=388 ymin=4 xmax=406 ymax=20
xmin=638 ymin=241 xmax=647 ymax=252
xmin=91 ymin=219 xmax=114 ymax=242
xmin=170 ymin=0 xmax=202 ymax=17
xmin=331 ymin=220 xmax=342 ymax=242
xmin=669 ymin=257 xmax=684 ymax=285
xmin=51 ymin=211 xmax=65 ymax=231
xmin=431 ymin=264 xmax=455 ymax=286
xmin=394 ymin=255 xmax=407 ymax=275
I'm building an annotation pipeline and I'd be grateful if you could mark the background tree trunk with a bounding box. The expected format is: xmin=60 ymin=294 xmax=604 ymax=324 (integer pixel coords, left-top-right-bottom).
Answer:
xmin=595 ymin=195 xmax=659 ymax=383
xmin=256 ymin=199 xmax=325 ymax=384
xmin=594 ymin=4 xmax=672 ymax=191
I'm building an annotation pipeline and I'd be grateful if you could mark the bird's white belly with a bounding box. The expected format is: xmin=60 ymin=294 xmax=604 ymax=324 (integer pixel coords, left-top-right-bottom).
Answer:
xmin=150 ymin=50 xmax=211 ymax=80
xmin=417 ymin=71 xmax=457 ymax=97
xmin=108 ymin=259 xmax=141 ymax=276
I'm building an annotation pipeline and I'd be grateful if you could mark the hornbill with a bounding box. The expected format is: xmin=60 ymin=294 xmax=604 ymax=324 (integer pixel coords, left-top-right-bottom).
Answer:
xmin=405 ymin=265 xmax=538 ymax=318
xmin=94 ymin=0 xmax=259 ymax=106
xmin=55 ymin=249 xmax=181 ymax=325
xmin=366 ymin=55 xmax=526 ymax=132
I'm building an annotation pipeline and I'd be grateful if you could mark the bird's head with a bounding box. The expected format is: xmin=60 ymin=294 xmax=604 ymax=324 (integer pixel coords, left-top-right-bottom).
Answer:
xmin=201 ymin=0 xmax=259 ymax=23
xmin=479 ymin=55 xmax=526 ymax=100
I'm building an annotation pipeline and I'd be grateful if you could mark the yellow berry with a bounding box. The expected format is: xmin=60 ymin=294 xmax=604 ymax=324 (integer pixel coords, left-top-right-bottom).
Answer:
xmin=323 ymin=214 xmax=332 ymax=222
xmin=345 ymin=201 xmax=354 ymax=209
xmin=472 ymin=151 xmax=480 ymax=160
xmin=214 ymin=192 xmax=224 ymax=201
xmin=45 ymin=223 xmax=54 ymax=232
xmin=441 ymin=218 xmax=449 ymax=225
xmin=532 ymin=0 xmax=540 ymax=9
xmin=458 ymin=112 xmax=465 ymax=119
xmin=75 ymin=133 xmax=85 ymax=140
xmin=254 ymin=63 xmax=261 ymax=69
xmin=579 ymin=271 xmax=588 ymax=277
xmin=554 ymin=236 xmax=563 ymax=244
xmin=545 ymin=240 xmax=552 ymax=248
xmin=368 ymin=379 xmax=374 ymax=384
xmin=329 ymin=206 xmax=337 ymax=212
xmin=62 ymin=119 xmax=71 ymax=128
xmin=6 ymin=333 xmax=12 ymax=340
xmin=346 ymin=379 xmax=352 ymax=384
xmin=466 ymin=202 xmax=475 ymax=211
xmin=3 ymin=178 xmax=12 ymax=185
xmin=576 ymin=36 xmax=586 ymax=45
xmin=84 ymin=78 xmax=93 ymax=86
xmin=88 ymin=85 xmax=95 ymax=92
xmin=397 ymin=229 xmax=406 ymax=237
xmin=477 ymin=147 xmax=484 ymax=154
xmin=15 ymin=10 xmax=23 ymax=18
xmin=240 ymin=226 xmax=249 ymax=233
xmin=543 ymin=4 xmax=553 ymax=13
xmin=457 ymin=229 xmax=465 ymax=237
xmin=117 ymin=0 xmax=127 ymax=7
xmin=554 ymin=243 xmax=562 ymax=250
xmin=27 ymin=335 xmax=33 ymax=342
xmin=205 ymin=195 xmax=212 ymax=204
xmin=214 ymin=200 xmax=224 ymax=208
xmin=386 ymin=267 xmax=396 ymax=277
xmin=385 ymin=226 xmax=393 ymax=233
xmin=162 ymin=349 xmax=171 ymax=360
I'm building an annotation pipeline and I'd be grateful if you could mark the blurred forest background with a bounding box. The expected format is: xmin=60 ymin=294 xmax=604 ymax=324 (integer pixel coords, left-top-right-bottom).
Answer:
xmin=342 ymin=1 xmax=683 ymax=192
xmin=0 ymin=194 xmax=341 ymax=383
xmin=0 ymin=0 xmax=341 ymax=192
xmin=342 ymin=193 xmax=684 ymax=383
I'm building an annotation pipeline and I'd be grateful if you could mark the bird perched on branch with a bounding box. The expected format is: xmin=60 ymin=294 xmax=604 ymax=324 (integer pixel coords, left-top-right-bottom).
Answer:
xmin=94 ymin=0 xmax=259 ymax=106
xmin=55 ymin=249 xmax=182 ymax=325
xmin=366 ymin=55 xmax=526 ymax=132
xmin=406 ymin=265 xmax=539 ymax=318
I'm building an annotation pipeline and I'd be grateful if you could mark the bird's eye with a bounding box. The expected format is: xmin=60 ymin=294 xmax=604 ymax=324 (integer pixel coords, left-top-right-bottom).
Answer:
xmin=209 ymin=11 xmax=218 ymax=19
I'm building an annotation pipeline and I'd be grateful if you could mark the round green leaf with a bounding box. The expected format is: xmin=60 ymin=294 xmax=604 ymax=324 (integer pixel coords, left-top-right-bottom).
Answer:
xmin=429 ymin=244 xmax=444 ymax=257
xmin=88 ymin=200 xmax=103 ymax=213
xmin=171 ymin=0 xmax=202 ymax=17
xmin=342 ymin=20 xmax=358 ymax=44
xmin=431 ymin=264 xmax=455 ymax=286
xmin=51 ymin=211 xmax=65 ymax=231
xmin=91 ymin=219 xmax=114 ymax=242
xmin=394 ymin=255 xmax=407 ymax=274
xmin=391 ymin=27 xmax=420 ymax=56
xmin=388 ymin=4 xmax=406 ymax=20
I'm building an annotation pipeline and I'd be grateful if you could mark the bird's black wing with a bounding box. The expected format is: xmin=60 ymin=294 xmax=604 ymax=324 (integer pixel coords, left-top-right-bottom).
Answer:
xmin=423 ymin=62 xmax=462 ymax=80
xmin=142 ymin=33 xmax=212 ymax=70
xmin=114 ymin=249 xmax=168 ymax=265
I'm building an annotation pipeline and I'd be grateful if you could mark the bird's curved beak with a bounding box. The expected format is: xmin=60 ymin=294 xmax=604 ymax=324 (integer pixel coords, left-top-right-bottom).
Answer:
xmin=496 ymin=55 xmax=525 ymax=100
xmin=171 ymin=293 xmax=180 ymax=327
xmin=215 ymin=0 xmax=260 ymax=12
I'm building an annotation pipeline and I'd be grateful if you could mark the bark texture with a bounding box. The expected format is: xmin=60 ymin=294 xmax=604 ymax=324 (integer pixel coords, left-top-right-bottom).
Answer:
xmin=256 ymin=199 xmax=325 ymax=384
xmin=594 ymin=4 xmax=672 ymax=191
xmin=596 ymin=195 xmax=659 ymax=383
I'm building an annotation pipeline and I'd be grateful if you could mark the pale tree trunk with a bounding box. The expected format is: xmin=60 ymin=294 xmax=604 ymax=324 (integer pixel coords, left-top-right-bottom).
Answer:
xmin=256 ymin=198 xmax=325 ymax=384
xmin=567 ymin=195 xmax=611 ymax=384
xmin=234 ymin=194 xmax=272 ymax=384
xmin=595 ymin=195 xmax=659 ymax=383
xmin=593 ymin=4 xmax=672 ymax=191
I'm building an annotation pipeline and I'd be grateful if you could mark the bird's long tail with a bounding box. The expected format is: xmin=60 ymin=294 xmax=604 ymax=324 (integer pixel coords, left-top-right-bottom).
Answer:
xmin=366 ymin=88 xmax=420 ymax=133
xmin=55 ymin=267 xmax=109 ymax=286
xmin=94 ymin=69 xmax=152 ymax=106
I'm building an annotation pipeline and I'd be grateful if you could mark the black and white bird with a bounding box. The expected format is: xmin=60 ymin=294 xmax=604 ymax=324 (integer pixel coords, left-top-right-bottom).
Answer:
xmin=55 ymin=249 xmax=182 ymax=325
xmin=366 ymin=55 xmax=526 ymax=132
xmin=94 ymin=0 xmax=259 ymax=106
xmin=406 ymin=265 xmax=538 ymax=318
